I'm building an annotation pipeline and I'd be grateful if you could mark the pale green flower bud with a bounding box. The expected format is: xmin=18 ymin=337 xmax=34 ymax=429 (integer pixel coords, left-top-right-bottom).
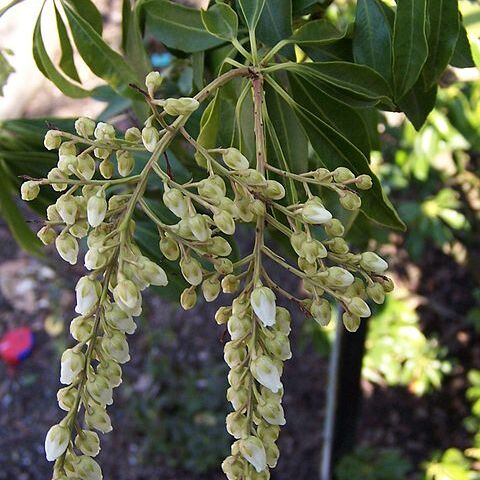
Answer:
xmin=209 ymin=236 xmax=232 ymax=257
xmin=69 ymin=219 xmax=88 ymax=239
xmin=251 ymin=287 xmax=276 ymax=327
xmin=329 ymin=237 xmax=349 ymax=254
xmin=74 ymin=455 xmax=102 ymax=480
xmin=160 ymin=236 xmax=180 ymax=261
xmin=142 ymin=126 xmax=159 ymax=152
xmin=346 ymin=296 xmax=371 ymax=318
xmin=180 ymin=256 xmax=203 ymax=286
xmin=258 ymin=423 xmax=280 ymax=443
xmin=226 ymin=412 xmax=249 ymax=439
xmin=198 ymin=175 xmax=226 ymax=201
xmin=56 ymin=194 xmax=77 ymax=225
xmin=302 ymin=239 xmax=327 ymax=263
xmin=102 ymin=331 xmax=130 ymax=364
xmin=224 ymin=341 xmax=247 ymax=368
xmin=113 ymin=279 xmax=141 ymax=312
xmin=163 ymin=97 xmax=199 ymax=115
xmin=339 ymin=191 xmax=362 ymax=210
xmin=290 ymin=231 xmax=307 ymax=256
xmin=97 ymin=361 xmax=122 ymax=388
xmin=298 ymin=257 xmax=316 ymax=274
xmin=84 ymin=247 xmax=107 ymax=271
xmin=202 ymin=276 xmax=221 ymax=302
xmin=44 ymin=130 xmax=62 ymax=150
xmin=344 ymin=277 xmax=366 ymax=298
xmin=275 ymin=307 xmax=291 ymax=334
xmin=381 ymin=277 xmax=394 ymax=293
xmin=47 ymin=167 xmax=68 ymax=191
xmin=232 ymin=296 xmax=249 ymax=316
xmin=257 ymin=400 xmax=286 ymax=426
xmin=60 ymin=348 xmax=84 ymax=384
xmin=87 ymin=193 xmax=107 ymax=228
xmin=367 ymin=283 xmax=386 ymax=304
xmin=94 ymin=122 xmax=115 ymax=140
xmin=266 ymin=442 xmax=280 ymax=468
xmin=312 ymin=167 xmax=332 ymax=181
xmin=75 ymin=430 xmax=100 ymax=457
xmin=189 ymin=214 xmax=211 ymax=242
xmin=57 ymin=386 xmax=77 ymax=411
xmin=145 ymin=71 xmax=163 ymax=97
xmin=138 ymin=257 xmax=168 ymax=286
xmin=238 ymin=168 xmax=266 ymax=186
xmin=251 ymin=199 xmax=266 ymax=217
xmin=215 ymin=258 xmax=234 ymax=275
xmin=45 ymin=424 xmax=70 ymax=461
xmin=108 ymin=194 xmax=130 ymax=211
xmin=265 ymin=331 xmax=291 ymax=361
xmin=219 ymin=197 xmax=239 ymax=217
xmin=360 ymin=251 xmax=388 ymax=273
xmin=58 ymin=145 xmax=78 ymax=174
xmin=227 ymin=386 xmax=248 ymax=410
xmin=93 ymin=147 xmax=111 ymax=160
xmin=180 ymin=286 xmax=197 ymax=310
xmin=116 ymin=150 xmax=135 ymax=177
xmin=239 ymin=436 xmax=267 ymax=473
xmin=77 ymin=153 xmax=96 ymax=180
xmin=310 ymin=298 xmax=331 ymax=327
xmin=325 ymin=219 xmax=345 ymax=237
xmin=356 ymin=174 xmax=373 ymax=190
xmin=237 ymin=198 xmax=255 ymax=222
xmin=55 ymin=233 xmax=79 ymax=264
xmin=251 ymin=355 xmax=282 ymax=393
xmin=85 ymin=406 xmax=112 ymax=433
xmin=86 ymin=373 xmax=113 ymax=405
xmin=37 ymin=226 xmax=56 ymax=245
xmin=265 ymin=180 xmax=285 ymax=200
xmin=47 ymin=204 xmax=62 ymax=222
xmin=333 ymin=167 xmax=355 ymax=183
xmin=70 ymin=316 xmax=93 ymax=342
xmin=75 ymin=117 xmax=96 ymax=138
xmin=99 ymin=159 xmax=114 ymax=179
xmin=342 ymin=311 xmax=361 ymax=332
xmin=75 ymin=276 xmax=101 ymax=315
xmin=228 ymin=366 xmax=247 ymax=388
xmin=215 ymin=306 xmax=231 ymax=325
xmin=104 ymin=304 xmax=136 ymax=335
xmin=214 ymin=210 xmax=235 ymax=235
xmin=223 ymin=147 xmax=249 ymax=170
xmin=163 ymin=187 xmax=188 ymax=218
xmin=21 ymin=181 xmax=40 ymax=201
xmin=227 ymin=314 xmax=250 ymax=340
xmin=222 ymin=455 xmax=245 ymax=480
xmin=302 ymin=197 xmax=332 ymax=224
xmin=221 ymin=274 xmax=240 ymax=294
xmin=124 ymin=127 xmax=142 ymax=143
xmin=326 ymin=266 xmax=354 ymax=288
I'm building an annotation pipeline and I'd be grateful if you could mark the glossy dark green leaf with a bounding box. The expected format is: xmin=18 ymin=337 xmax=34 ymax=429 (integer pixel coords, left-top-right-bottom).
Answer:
xmin=195 ymin=91 xmax=221 ymax=167
xmin=289 ymin=19 xmax=346 ymax=46
xmin=353 ymin=0 xmax=393 ymax=83
xmin=139 ymin=0 xmax=224 ymax=53
xmin=32 ymin=7 xmax=91 ymax=98
xmin=257 ymin=0 xmax=292 ymax=47
xmin=54 ymin=3 xmax=80 ymax=82
xmin=423 ymin=0 xmax=459 ymax=87
xmin=237 ymin=0 xmax=265 ymax=31
xmin=392 ymin=0 xmax=428 ymax=100
xmin=63 ymin=2 xmax=139 ymax=98
xmin=280 ymin=62 xmax=393 ymax=103
xmin=289 ymin=75 xmax=405 ymax=230
xmin=292 ymin=0 xmax=320 ymax=15
xmin=399 ymin=76 xmax=438 ymax=130
xmin=201 ymin=3 xmax=238 ymax=41
xmin=450 ymin=18 xmax=474 ymax=67
xmin=67 ymin=0 xmax=103 ymax=35
xmin=304 ymin=38 xmax=354 ymax=63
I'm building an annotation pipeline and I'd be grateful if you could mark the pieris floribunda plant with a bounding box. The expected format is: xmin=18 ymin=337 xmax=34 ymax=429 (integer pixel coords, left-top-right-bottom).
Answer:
xmin=16 ymin=0 xmax=469 ymax=477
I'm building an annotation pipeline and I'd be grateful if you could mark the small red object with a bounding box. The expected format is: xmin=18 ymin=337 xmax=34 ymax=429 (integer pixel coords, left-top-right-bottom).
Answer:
xmin=0 ymin=327 xmax=34 ymax=366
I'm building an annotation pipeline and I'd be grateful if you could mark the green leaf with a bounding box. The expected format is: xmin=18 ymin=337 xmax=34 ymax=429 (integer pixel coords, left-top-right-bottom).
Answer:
xmin=32 ymin=7 xmax=91 ymax=98
xmin=289 ymin=19 xmax=346 ymax=46
xmin=422 ymin=0 xmax=460 ymax=87
xmin=237 ymin=0 xmax=266 ymax=31
xmin=63 ymin=2 xmax=139 ymax=98
xmin=54 ymin=3 xmax=80 ymax=82
xmin=304 ymin=38 xmax=354 ymax=63
xmin=398 ymin=76 xmax=437 ymax=130
xmin=0 ymin=161 xmax=42 ymax=255
xmin=67 ymin=0 xmax=103 ymax=35
xmin=353 ymin=0 xmax=393 ymax=83
xmin=288 ymin=75 xmax=405 ymax=230
xmin=279 ymin=62 xmax=393 ymax=104
xmin=195 ymin=91 xmax=221 ymax=167
xmin=201 ymin=3 xmax=238 ymax=41
xmin=257 ymin=0 xmax=292 ymax=47
xmin=392 ymin=0 xmax=428 ymax=100
xmin=292 ymin=0 xmax=320 ymax=15
xmin=450 ymin=19 xmax=475 ymax=67
xmin=139 ymin=0 xmax=224 ymax=53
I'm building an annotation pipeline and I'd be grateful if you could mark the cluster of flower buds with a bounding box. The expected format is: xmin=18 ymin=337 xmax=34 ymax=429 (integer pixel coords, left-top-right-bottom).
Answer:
xmin=217 ymin=286 xmax=291 ymax=479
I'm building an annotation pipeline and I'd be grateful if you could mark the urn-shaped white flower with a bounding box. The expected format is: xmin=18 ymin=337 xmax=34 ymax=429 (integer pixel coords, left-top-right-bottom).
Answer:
xmin=75 ymin=276 xmax=100 ymax=315
xmin=251 ymin=355 xmax=282 ymax=393
xmin=87 ymin=194 xmax=107 ymax=228
xmin=239 ymin=436 xmax=267 ymax=473
xmin=251 ymin=286 xmax=276 ymax=327
xmin=301 ymin=197 xmax=333 ymax=224
xmin=60 ymin=348 xmax=85 ymax=385
xmin=360 ymin=251 xmax=388 ymax=273
xmin=45 ymin=424 xmax=70 ymax=461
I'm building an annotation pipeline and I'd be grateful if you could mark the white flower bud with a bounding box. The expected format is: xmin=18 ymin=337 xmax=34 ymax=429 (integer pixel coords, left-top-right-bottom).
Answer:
xmin=37 ymin=226 xmax=56 ymax=245
xmin=265 ymin=180 xmax=285 ymax=200
xmin=145 ymin=71 xmax=163 ymax=97
xmin=102 ymin=331 xmax=130 ymax=364
xmin=275 ymin=307 xmax=291 ymax=335
xmin=44 ymin=130 xmax=62 ymax=150
xmin=214 ymin=210 xmax=235 ymax=235
xmin=60 ymin=348 xmax=85 ymax=384
xmin=227 ymin=386 xmax=248 ymax=410
xmin=302 ymin=197 xmax=333 ymax=224
xmin=180 ymin=257 xmax=203 ymax=286
xmin=70 ymin=316 xmax=94 ymax=342
xmin=116 ymin=150 xmax=135 ymax=177
xmin=75 ymin=430 xmax=100 ymax=457
xmin=87 ymin=193 xmax=107 ymax=228
xmin=346 ymin=296 xmax=371 ymax=318
xmin=94 ymin=122 xmax=115 ymax=140
xmin=310 ymin=298 xmax=331 ymax=327
xmin=239 ymin=436 xmax=267 ymax=473
xmin=160 ymin=236 xmax=180 ymax=261
xmin=97 ymin=361 xmax=122 ymax=388
xmin=222 ymin=455 xmax=245 ymax=480
xmin=113 ymin=279 xmax=141 ymax=312
xmin=251 ymin=287 xmax=276 ymax=327
xmin=47 ymin=204 xmax=62 ymax=222
xmin=77 ymin=153 xmax=96 ymax=180
xmin=367 ymin=283 xmax=386 ymax=304
xmin=226 ymin=412 xmax=249 ymax=439
xmin=189 ymin=214 xmax=211 ymax=242
xmin=124 ymin=127 xmax=142 ymax=143
xmin=45 ymin=424 xmax=70 ymax=461
xmin=163 ymin=187 xmax=188 ymax=218
xmin=57 ymin=386 xmax=77 ymax=411
xmin=56 ymin=194 xmax=78 ymax=225
xmin=258 ymin=400 xmax=286 ymax=426
xmin=197 ymin=175 xmax=226 ymax=201
xmin=257 ymin=423 xmax=280 ymax=443
xmin=104 ymin=304 xmax=137 ymax=335
xmin=215 ymin=306 xmax=231 ymax=325
xmin=55 ymin=233 xmax=79 ymax=265
xmin=224 ymin=341 xmax=247 ymax=368
xmin=360 ymin=252 xmax=388 ymax=273
xmin=138 ymin=257 xmax=168 ymax=286
xmin=21 ymin=181 xmax=40 ymax=201
xmin=75 ymin=276 xmax=101 ymax=315
xmin=86 ymin=373 xmax=113 ymax=405
xmin=251 ymin=355 xmax=282 ymax=393
xmin=75 ymin=117 xmax=96 ymax=138
xmin=141 ymin=126 xmax=159 ymax=152
xmin=74 ymin=455 xmax=102 ymax=480
xmin=333 ymin=167 xmax=355 ymax=183
xmin=227 ymin=314 xmax=250 ymax=340
xmin=223 ymin=148 xmax=249 ymax=170
xmin=47 ymin=167 xmax=68 ymax=191
xmin=326 ymin=266 xmax=354 ymax=288
xmin=85 ymin=406 xmax=112 ymax=433
xmin=84 ymin=247 xmax=107 ymax=271
xmin=94 ymin=147 xmax=111 ymax=160
xmin=163 ymin=97 xmax=199 ymax=115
